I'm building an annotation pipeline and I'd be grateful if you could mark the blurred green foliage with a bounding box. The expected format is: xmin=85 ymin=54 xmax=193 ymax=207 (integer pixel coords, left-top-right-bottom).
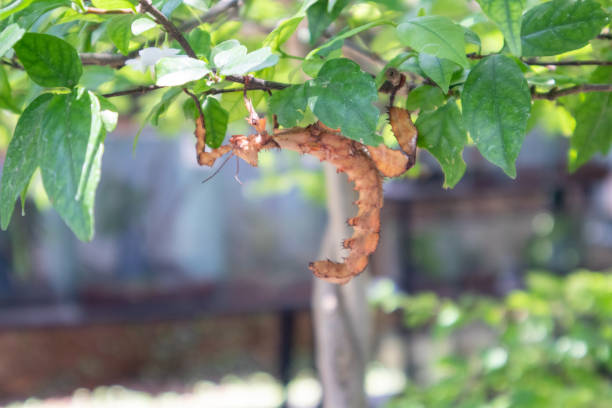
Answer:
xmin=371 ymin=270 xmax=612 ymax=408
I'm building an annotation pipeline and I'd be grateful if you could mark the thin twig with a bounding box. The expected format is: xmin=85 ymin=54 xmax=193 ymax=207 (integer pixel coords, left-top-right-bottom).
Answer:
xmin=183 ymin=88 xmax=205 ymax=119
xmin=532 ymin=84 xmax=612 ymax=100
xmin=80 ymin=52 xmax=136 ymax=67
xmin=225 ymin=75 xmax=288 ymax=90
xmin=102 ymin=85 xmax=162 ymax=98
xmin=83 ymin=6 xmax=134 ymax=14
xmin=138 ymin=0 xmax=197 ymax=58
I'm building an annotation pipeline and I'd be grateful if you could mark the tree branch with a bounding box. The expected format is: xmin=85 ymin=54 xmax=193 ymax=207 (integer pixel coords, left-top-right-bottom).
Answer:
xmin=532 ymin=84 xmax=612 ymax=100
xmin=224 ymin=75 xmax=289 ymax=90
xmin=102 ymin=85 xmax=162 ymax=98
xmin=80 ymin=52 xmax=135 ymax=67
xmin=138 ymin=0 xmax=197 ymax=58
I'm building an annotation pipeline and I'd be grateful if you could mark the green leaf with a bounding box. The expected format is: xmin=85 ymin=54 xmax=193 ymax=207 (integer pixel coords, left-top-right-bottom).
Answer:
xmin=211 ymin=40 xmax=245 ymax=67
xmin=521 ymin=0 xmax=610 ymax=57
xmin=0 ymin=23 xmax=25 ymax=58
xmin=0 ymin=66 xmax=19 ymax=113
xmin=0 ymin=93 xmax=53 ymax=230
xmin=463 ymin=27 xmax=481 ymax=49
xmin=263 ymin=16 xmax=303 ymax=52
xmin=476 ymin=0 xmax=525 ymax=56
xmin=131 ymin=17 xmax=156 ymax=35
xmin=462 ymin=55 xmax=531 ymax=178
xmin=155 ymin=56 xmax=210 ymax=86
xmin=416 ymin=100 xmax=467 ymax=188
xmin=220 ymin=90 xmax=265 ymax=123
xmin=218 ymin=46 xmax=279 ymax=76
xmin=107 ymin=14 xmax=136 ymax=55
xmin=417 ymin=53 xmax=459 ymax=94
xmin=269 ymin=84 xmax=308 ymax=127
xmin=12 ymin=0 xmax=70 ymax=29
xmin=91 ymin=0 xmax=135 ymax=9
xmin=40 ymin=89 xmax=103 ymax=241
xmin=202 ymin=96 xmax=229 ymax=149
xmin=0 ymin=0 xmax=34 ymax=20
xmin=406 ymin=85 xmax=445 ymax=112
xmin=14 ymin=33 xmax=82 ymax=88
xmin=397 ymin=16 xmax=469 ymax=69
xmin=308 ymin=58 xmax=380 ymax=144
xmin=306 ymin=0 xmax=350 ymax=44
xmin=568 ymin=67 xmax=612 ymax=172
xmin=187 ymin=28 xmax=211 ymax=59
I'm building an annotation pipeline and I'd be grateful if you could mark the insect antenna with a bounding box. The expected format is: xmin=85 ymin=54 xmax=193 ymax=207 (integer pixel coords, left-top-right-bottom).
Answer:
xmin=201 ymin=153 xmax=234 ymax=184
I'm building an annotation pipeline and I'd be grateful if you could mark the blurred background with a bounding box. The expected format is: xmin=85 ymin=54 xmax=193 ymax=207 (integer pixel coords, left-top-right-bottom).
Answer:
xmin=1 ymin=0 xmax=612 ymax=407
xmin=1 ymin=107 xmax=612 ymax=408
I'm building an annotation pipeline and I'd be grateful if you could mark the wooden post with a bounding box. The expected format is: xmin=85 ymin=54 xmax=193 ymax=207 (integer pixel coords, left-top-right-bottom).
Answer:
xmin=312 ymin=163 xmax=371 ymax=408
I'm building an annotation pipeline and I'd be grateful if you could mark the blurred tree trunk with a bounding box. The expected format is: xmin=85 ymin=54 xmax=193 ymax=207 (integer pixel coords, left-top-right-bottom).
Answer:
xmin=312 ymin=163 xmax=371 ymax=408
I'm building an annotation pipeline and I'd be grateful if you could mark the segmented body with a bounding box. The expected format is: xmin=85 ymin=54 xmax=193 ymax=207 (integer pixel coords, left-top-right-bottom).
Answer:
xmin=196 ymin=120 xmax=414 ymax=284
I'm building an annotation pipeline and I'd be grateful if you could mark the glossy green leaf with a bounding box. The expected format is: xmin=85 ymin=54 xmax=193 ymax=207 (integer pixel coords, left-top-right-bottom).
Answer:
xmin=0 ymin=0 xmax=34 ymax=20
xmin=40 ymin=90 xmax=103 ymax=241
xmin=270 ymin=59 xmax=380 ymax=143
xmin=308 ymin=58 xmax=380 ymax=144
xmin=269 ymin=84 xmax=308 ymax=127
xmin=211 ymin=40 xmax=246 ymax=67
xmin=107 ymin=14 xmax=136 ymax=55
xmin=306 ymin=0 xmax=350 ymax=44
xmin=462 ymin=55 xmax=531 ymax=178
xmin=0 ymin=23 xmax=24 ymax=57
xmin=397 ymin=16 xmax=469 ymax=69
xmin=568 ymin=67 xmax=612 ymax=172
xmin=416 ymin=100 xmax=467 ymax=188
xmin=476 ymin=0 xmax=525 ymax=56
xmin=263 ymin=16 xmax=303 ymax=52
xmin=521 ymin=0 xmax=610 ymax=57
xmin=406 ymin=85 xmax=445 ymax=112
xmin=417 ymin=53 xmax=459 ymax=94
xmin=0 ymin=94 xmax=53 ymax=229
xmin=12 ymin=0 xmax=70 ymax=29
xmin=202 ymin=96 xmax=229 ymax=149
xmin=155 ymin=56 xmax=211 ymax=86
xmin=14 ymin=33 xmax=82 ymax=88
xmin=219 ymin=46 xmax=279 ymax=76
